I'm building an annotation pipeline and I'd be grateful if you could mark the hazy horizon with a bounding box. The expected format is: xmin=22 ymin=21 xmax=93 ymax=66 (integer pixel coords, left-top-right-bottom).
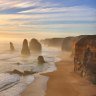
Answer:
xmin=0 ymin=32 xmax=96 ymax=43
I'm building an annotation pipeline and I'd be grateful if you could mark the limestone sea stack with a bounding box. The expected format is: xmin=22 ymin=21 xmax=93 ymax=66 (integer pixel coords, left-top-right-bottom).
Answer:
xmin=21 ymin=39 xmax=30 ymax=55
xmin=29 ymin=38 xmax=42 ymax=52
xmin=38 ymin=56 xmax=45 ymax=64
xmin=10 ymin=42 xmax=15 ymax=51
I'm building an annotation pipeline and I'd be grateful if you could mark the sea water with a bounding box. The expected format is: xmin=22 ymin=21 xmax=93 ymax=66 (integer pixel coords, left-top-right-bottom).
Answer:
xmin=0 ymin=41 xmax=61 ymax=96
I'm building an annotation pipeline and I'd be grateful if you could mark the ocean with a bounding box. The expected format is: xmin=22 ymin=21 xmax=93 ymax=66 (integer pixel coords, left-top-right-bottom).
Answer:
xmin=0 ymin=40 xmax=61 ymax=96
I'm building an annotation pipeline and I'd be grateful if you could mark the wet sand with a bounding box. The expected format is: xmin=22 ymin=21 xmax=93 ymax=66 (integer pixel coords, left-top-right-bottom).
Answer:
xmin=21 ymin=75 xmax=48 ymax=96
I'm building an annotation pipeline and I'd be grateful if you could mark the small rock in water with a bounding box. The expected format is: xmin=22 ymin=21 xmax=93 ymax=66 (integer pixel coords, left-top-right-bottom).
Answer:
xmin=10 ymin=42 xmax=15 ymax=51
xmin=16 ymin=62 xmax=21 ymax=65
xmin=38 ymin=56 xmax=46 ymax=64
xmin=8 ymin=69 xmax=35 ymax=76
xmin=9 ymin=69 xmax=23 ymax=76
xmin=21 ymin=39 xmax=30 ymax=55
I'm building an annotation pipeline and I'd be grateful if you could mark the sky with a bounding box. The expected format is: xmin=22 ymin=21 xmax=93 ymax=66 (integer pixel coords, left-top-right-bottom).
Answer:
xmin=0 ymin=0 xmax=96 ymax=38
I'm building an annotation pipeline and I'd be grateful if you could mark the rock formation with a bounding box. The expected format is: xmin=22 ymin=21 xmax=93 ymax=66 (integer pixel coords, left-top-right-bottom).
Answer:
xmin=74 ymin=35 xmax=96 ymax=84
xmin=38 ymin=56 xmax=45 ymax=64
xmin=10 ymin=42 xmax=15 ymax=51
xmin=41 ymin=38 xmax=64 ymax=48
xmin=29 ymin=38 xmax=42 ymax=52
xmin=61 ymin=35 xmax=86 ymax=52
xmin=8 ymin=69 xmax=35 ymax=76
xmin=21 ymin=39 xmax=30 ymax=55
xmin=41 ymin=36 xmax=86 ymax=51
xmin=61 ymin=37 xmax=74 ymax=51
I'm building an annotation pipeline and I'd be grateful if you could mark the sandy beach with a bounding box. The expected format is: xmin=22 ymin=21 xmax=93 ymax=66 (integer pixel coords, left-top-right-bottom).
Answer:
xmin=21 ymin=57 xmax=96 ymax=96
xmin=44 ymin=60 xmax=96 ymax=96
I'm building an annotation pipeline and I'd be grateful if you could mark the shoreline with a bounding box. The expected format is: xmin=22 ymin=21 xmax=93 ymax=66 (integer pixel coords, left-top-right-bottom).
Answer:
xmin=43 ymin=60 xmax=96 ymax=96
xmin=20 ymin=60 xmax=59 ymax=96
xmin=21 ymin=58 xmax=96 ymax=96
xmin=21 ymin=74 xmax=49 ymax=96
xmin=43 ymin=60 xmax=79 ymax=96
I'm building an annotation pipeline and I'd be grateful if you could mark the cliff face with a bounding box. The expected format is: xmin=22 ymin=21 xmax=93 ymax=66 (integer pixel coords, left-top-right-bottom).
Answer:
xmin=29 ymin=38 xmax=42 ymax=52
xmin=62 ymin=37 xmax=74 ymax=51
xmin=75 ymin=35 xmax=96 ymax=54
xmin=41 ymin=35 xmax=86 ymax=52
xmin=21 ymin=39 xmax=30 ymax=55
xmin=41 ymin=38 xmax=64 ymax=48
xmin=41 ymin=37 xmax=74 ymax=51
xmin=62 ymin=35 xmax=87 ymax=52
xmin=74 ymin=35 xmax=96 ymax=83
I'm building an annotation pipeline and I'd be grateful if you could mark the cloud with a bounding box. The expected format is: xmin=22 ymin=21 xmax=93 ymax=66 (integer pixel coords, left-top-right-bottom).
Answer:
xmin=0 ymin=0 xmax=38 ymax=9
xmin=0 ymin=0 xmax=96 ymax=35
xmin=18 ymin=6 xmax=95 ymax=14
xmin=0 ymin=0 xmax=59 ymax=12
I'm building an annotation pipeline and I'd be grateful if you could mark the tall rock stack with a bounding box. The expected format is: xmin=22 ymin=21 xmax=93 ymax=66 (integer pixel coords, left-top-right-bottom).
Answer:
xmin=10 ymin=42 xmax=15 ymax=51
xmin=21 ymin=39 xmax=30 ymax=55
xmin=29 ymin=38 xmax=42 ymax=52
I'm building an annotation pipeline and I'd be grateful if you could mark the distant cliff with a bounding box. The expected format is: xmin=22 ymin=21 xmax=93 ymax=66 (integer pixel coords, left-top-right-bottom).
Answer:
xmin=41 ymin=38 xmax=64 ymax=48
xmin=62 ymin=35 xmax=87 ymax=51
xmin=41 ymin=35 xmax=87 ymax=51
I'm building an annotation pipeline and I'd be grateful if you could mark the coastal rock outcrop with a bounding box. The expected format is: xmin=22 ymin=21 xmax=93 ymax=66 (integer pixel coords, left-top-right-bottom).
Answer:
xmin=41 ymin=36 xmax=86 ymax=51
xmin=41 ymin=38 xmax=64 ymax=48
xmin=61 ymin=35 xmax=86 ymax=52
xmin=74 ymin=35 xmax=96 ymax=83
xmin=9 ymin=69 xmax=35 ymax=76
xmin=62 ymin=37 xmax=74 ymax=52
xmin=29 ymin=38 xmax=42 ymax=52
xmin=38 ymin=56 xmax=45 ymax=64
xmin=10 ymin=42 xmax=15 ymax=51
xmin=21 ymin=39 xmax=30 ymax=55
